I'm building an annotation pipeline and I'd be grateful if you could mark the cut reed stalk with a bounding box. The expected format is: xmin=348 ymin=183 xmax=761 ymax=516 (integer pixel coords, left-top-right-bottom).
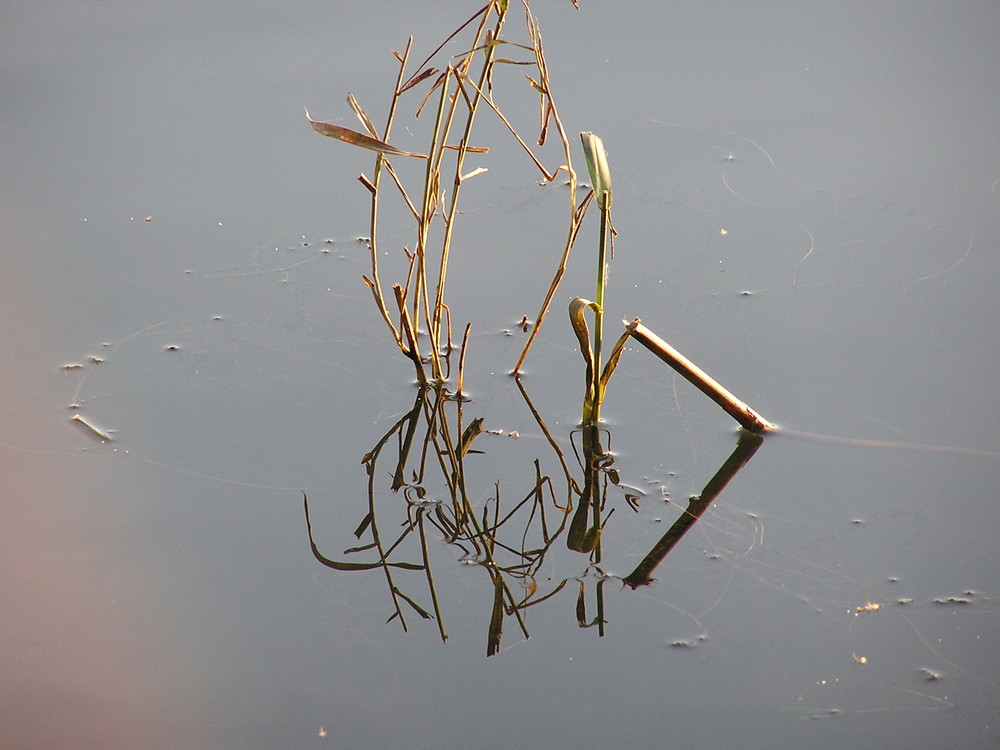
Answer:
xmin=625 ymin=318 xmax=775 ymax=434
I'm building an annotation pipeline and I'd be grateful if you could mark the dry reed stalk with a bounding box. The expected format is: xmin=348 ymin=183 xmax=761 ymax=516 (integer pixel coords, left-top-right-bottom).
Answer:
xmin=625 ymin=319 xmax=775 ymax=434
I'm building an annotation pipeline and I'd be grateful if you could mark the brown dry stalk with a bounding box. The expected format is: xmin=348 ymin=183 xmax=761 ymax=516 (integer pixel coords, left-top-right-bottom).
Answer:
xmin=625 ymin=319 xmax=775 ymax=434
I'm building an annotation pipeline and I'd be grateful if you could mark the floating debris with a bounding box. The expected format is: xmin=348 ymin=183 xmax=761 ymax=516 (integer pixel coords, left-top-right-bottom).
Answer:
xmin=669 ymin=634 xmax=708 ymax=649
xmin=932 ymin=596 xmax=971 ymax=605
xmin=854 ymin=601 xmax=881 ymax=615
xmin=72 ymin=414 xmax=114 ymax=442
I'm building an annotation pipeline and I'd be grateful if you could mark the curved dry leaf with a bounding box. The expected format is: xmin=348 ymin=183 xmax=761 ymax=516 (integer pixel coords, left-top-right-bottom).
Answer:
xmin=599 ymin=328 xmax=632 ymax=392
xmin=568 ymin=297 xmax=598 ymax=369
xmin=304 ymin=108 xmax=427 ymax=159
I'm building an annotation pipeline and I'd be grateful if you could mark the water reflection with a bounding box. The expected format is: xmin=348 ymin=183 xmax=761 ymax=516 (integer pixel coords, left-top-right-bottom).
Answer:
xmin=304 ymin=371 xmax=764 ymax=655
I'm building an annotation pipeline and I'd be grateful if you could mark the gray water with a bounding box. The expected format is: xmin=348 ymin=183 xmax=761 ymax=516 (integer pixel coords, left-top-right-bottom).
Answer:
xmin=3 ymin=2 xmax=999 ymax=748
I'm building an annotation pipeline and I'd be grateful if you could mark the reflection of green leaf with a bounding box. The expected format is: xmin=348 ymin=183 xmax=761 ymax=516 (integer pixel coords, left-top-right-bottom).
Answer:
xmin=581 ymin=526 xmax=601 ymax=552
xmin=393 ymin=587 xmax=434 ymax=620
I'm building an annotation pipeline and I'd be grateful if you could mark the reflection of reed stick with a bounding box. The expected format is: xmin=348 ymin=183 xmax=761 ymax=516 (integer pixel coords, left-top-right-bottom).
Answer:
xmin=625 ymin=319 xmax=774 ymax=434
xmin=623 ymin=429 xmax=764 ymax=589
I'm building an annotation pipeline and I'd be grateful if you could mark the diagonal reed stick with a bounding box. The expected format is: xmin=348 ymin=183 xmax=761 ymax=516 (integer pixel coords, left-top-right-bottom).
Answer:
xmin=625 ymin=318 xmax=775 ymax=434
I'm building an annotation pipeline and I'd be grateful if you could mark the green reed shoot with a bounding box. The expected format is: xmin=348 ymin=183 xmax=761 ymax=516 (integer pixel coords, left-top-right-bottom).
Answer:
xmin=577 ymin=131 xmax=613 ymax=424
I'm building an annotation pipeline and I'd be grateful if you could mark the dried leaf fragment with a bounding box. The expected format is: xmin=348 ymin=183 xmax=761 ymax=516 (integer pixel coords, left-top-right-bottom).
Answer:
xmin=304 ymin=108 xmax=427 ymax=159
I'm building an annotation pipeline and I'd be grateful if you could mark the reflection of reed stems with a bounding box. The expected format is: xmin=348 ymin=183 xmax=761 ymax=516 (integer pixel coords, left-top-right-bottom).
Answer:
xmin=416 ymin=509 xmax=447 ymax=642
xmin=303 ymin=494 xmax=419 ymax=632
xmin=514 ymin=373 xmax=580 ymax=501
xmin=575 ymin=578 xmax=607 ymax=636
xmin=567 ymin=422 xmax=606 ymax=554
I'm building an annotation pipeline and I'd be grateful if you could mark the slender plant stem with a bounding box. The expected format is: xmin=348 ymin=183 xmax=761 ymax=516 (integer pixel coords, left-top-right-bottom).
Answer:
xmin=366 ymin=38 xmax=414 ymax=356
xmin=416 ymin=67 xmax=454 ymax=379
xmin=591 ymin=196 xmax=609 ymax=423
xmin=432 ymin=6 xmax=506 ymax=357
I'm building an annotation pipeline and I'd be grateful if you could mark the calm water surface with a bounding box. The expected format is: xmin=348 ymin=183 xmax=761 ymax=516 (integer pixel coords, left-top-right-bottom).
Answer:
xmin=3 ymin=2 xmax=998 ymax=748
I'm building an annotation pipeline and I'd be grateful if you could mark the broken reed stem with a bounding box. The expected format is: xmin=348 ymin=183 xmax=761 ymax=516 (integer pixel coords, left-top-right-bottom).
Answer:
xmin=625 ymin=318 xmax=775 ymax=434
